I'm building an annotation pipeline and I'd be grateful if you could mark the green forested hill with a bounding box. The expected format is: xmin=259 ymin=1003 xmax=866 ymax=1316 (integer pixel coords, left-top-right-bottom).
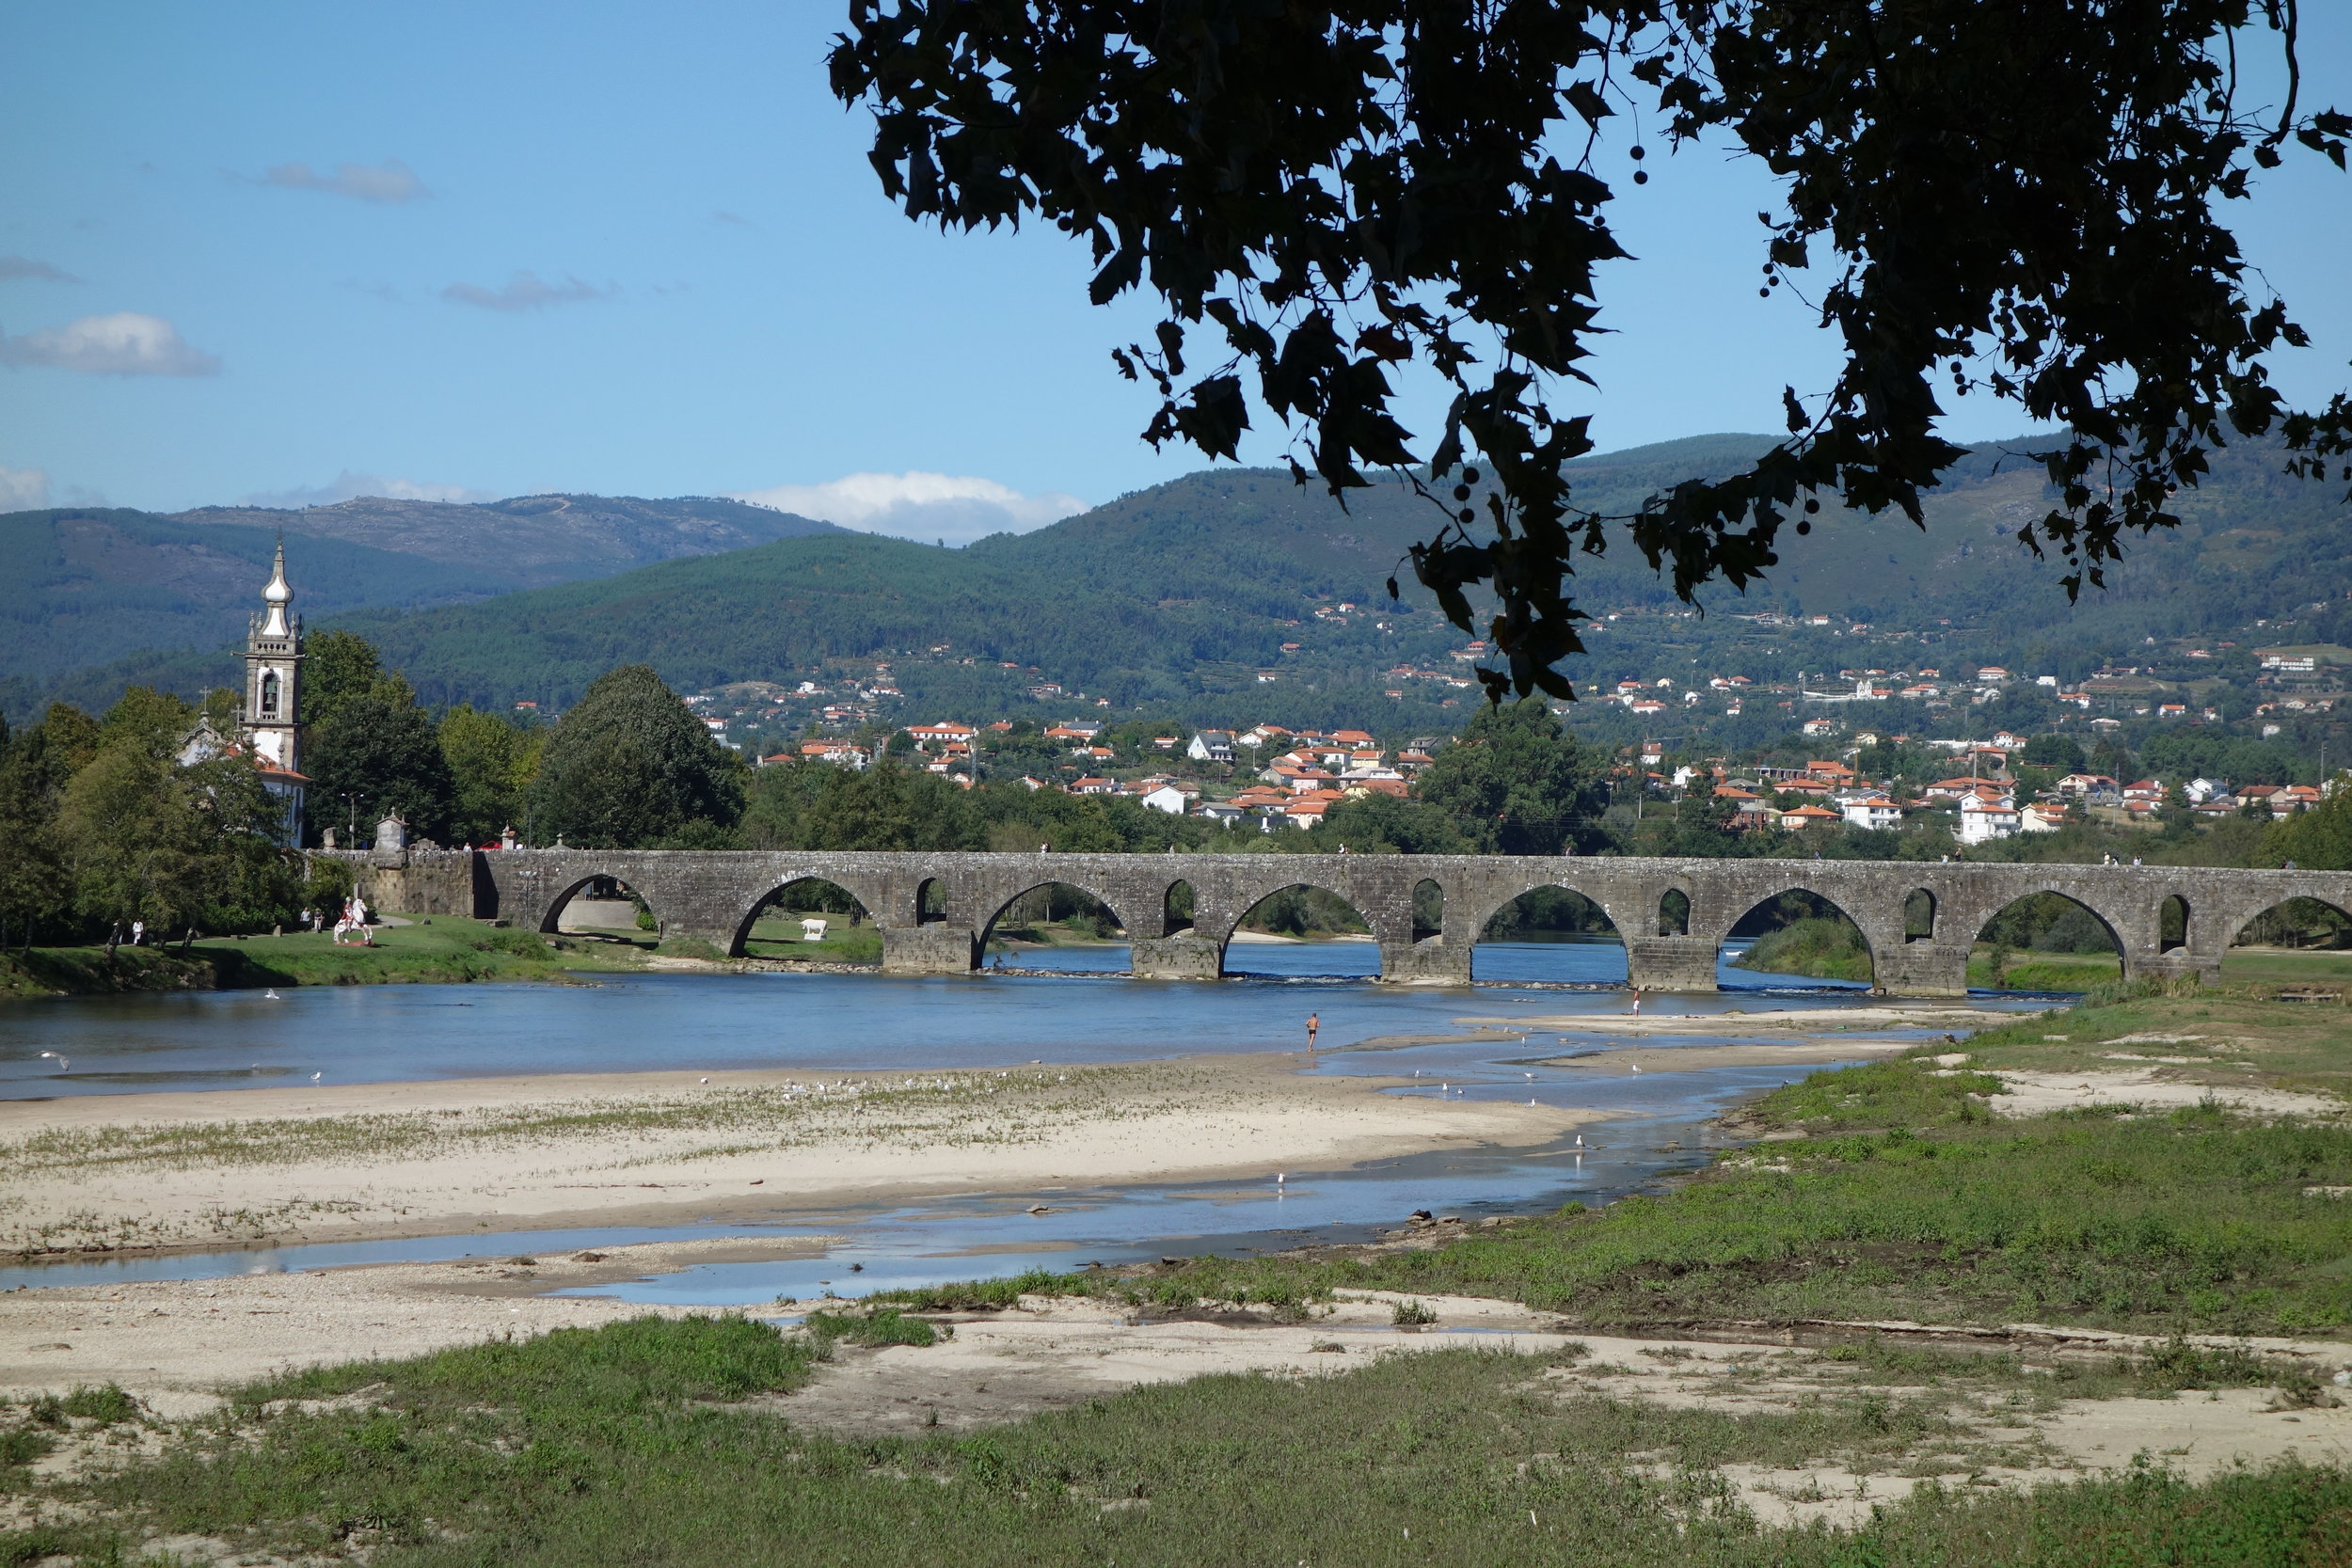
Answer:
xmin=11 ymin=434 xmax=2351 ymax=724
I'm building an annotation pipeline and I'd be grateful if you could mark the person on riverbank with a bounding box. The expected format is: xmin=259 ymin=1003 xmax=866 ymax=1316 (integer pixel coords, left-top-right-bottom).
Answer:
xmin=1306 ymin=1012 xmax=1319 ymax=1052
xmin=1629 ymin=989 xmax=1642 ymax=1016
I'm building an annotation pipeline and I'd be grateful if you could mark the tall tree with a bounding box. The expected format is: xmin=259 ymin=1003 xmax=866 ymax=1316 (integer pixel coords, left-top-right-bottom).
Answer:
xmin=438 ymin=705 xmax=527 ymax=846
xmin=305 ymin=692 xmax=459 ymax=846
xmin=527 ymin=665 xmax=746 ymax=847
xmin=304 ymin=629 xmax=388 ymax=730
xmin=834 ymin=3 xmax=2350 ymax=700
xmin=1413 ymin=702 xmax=1610 ymax=855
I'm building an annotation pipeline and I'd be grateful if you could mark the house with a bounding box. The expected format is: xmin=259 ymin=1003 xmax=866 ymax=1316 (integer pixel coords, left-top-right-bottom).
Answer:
xmin=1806 ymin=760 xmax=1856 ymax=784
xmin=1956 ymin=793 xmax=2022 ymax=844
xmin=2122 ymin=779 xmax=2166 ymax=805
xmin=1140 ymin=784 xmax=1191 ymax=815
xmin=1779 ymin=804 xmax=1842 ymax=831
xmin=1840 ymin=796 xmax=1903 ymax=832
xmin=905 ymin=721 xmax=977 ymax=747
xmin=1071 ymin=776 xmax=1118 ymax=795
xmin=1802 ymin=718 xmax=1835 ymax=736
xmin=2057 ymin=773 xmax=2121 ymax=802
xmin=1015 ymin=774 xmax=1051 ymax=790
xmin=792 ymin=738 xmax=870 ymax=769
xmin=1187 ymin=730 xmax=1235 ymax=763
xmin=1043 ymin=721 xmax=1104 ymax=741
xmin=1194 ymin=801 xmax=1248 ymax=825
xmin=2281 ymin=784 xmax=2324 ymax=813
xmin=1343 ymin=778 xmax=1411 ymax=799
xmin=2019 ymin=803 xmax=2068 ymax=832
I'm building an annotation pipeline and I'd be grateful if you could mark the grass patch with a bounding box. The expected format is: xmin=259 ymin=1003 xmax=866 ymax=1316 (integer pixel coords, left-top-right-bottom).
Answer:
xmin=1729 ymin=919 xmax=1874 ymax=983
xmin=0 ymin=918 xmax=630 ymax=998
xmin=803 ymin=1307 xmax=941 ymax=1348
xmin=20 ymin=1323 xmax=2352 ymax=1566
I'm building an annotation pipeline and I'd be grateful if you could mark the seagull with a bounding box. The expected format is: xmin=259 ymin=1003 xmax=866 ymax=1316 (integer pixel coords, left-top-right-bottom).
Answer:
xmin=1630 ymin=1064 xmax=1642 ymax=1073
xmin=262 ymin=990 xmax=281 ymax=1000
xmin=39 ymin=1052 xmax=67 ymax=1070
xmin=310 ymin=1071 xmax=322 ymax=1083
xmin=700 ymin=1076 xmax=711 ymax=1085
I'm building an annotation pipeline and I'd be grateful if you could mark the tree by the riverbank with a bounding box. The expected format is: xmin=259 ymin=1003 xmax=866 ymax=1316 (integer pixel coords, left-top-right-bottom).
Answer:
xmin=0 ymin=689 xmax=335 ymax=948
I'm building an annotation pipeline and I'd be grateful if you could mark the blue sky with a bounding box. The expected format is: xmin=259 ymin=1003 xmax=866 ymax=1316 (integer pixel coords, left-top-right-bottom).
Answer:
xmin=3 ymin=2 xmax=2346 ymax=542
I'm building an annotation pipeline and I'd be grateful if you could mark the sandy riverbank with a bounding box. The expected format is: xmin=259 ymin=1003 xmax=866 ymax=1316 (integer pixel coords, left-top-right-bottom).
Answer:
xmin=1460 ymin=1003 xmax=2042 ymax=1037
xmin=0 ymin=1055 xmax=1600 ymax=1261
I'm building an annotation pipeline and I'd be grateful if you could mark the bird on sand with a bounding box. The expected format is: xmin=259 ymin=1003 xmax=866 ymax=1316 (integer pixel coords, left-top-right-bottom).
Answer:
xmin=1629 ymin=1063 xmax=1643 ymax=1073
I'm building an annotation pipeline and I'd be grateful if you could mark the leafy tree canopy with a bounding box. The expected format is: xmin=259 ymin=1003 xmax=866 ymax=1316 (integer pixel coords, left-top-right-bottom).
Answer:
xmin=306 ymin=692 xmax=459 ymax=846
xmin=1413 ymin=701 xmax=1610 ymax=855
xmin=527 ymin=665 xmax=746 ymax=848
xmin=834 ymin=1 xmax=2351 ymax=700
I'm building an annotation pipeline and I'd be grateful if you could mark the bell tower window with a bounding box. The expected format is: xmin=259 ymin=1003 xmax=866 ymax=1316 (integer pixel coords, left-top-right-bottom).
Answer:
xmin=261 ymin=671 xmax=279 ymax=717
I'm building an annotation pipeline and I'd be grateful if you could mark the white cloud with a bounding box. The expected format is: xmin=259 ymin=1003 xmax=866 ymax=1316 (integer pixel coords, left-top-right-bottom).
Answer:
xmin=0 ymin=312 xmax=219 ymax=376
xmin=0 ymin=255 xmax=77 ymax=283
xmin=261 ymin=158 xmax=429 ymax=203
xmin=728 ymin=471 xmax=1089 ymax=547
xmin=241 ymin=470 xmax=495 ymax=508
xmin=441 ymin=271 xmax=612 ymax=311
xmin=0 ymin=464 xmax=51 ymax=511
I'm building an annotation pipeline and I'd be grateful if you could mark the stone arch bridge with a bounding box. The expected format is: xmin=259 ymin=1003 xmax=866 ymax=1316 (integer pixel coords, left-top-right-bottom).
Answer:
xmin=348 ymin=848 xmax=2352 ymax=994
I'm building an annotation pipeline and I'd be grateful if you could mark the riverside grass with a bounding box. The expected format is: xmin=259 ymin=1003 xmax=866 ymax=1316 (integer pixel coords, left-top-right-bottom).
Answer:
xmin=0 ymin=918 xmax=639 ymax=998
xmin=12 ymin=1318 xmax=2352 ymax=1567
xmin=892 ymin=986 xmax=2352 ymax=1338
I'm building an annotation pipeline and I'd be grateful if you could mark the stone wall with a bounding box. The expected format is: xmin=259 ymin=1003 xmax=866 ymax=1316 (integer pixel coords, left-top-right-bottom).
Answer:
xmin=305 ymin=846 xmax=2352 ymax=994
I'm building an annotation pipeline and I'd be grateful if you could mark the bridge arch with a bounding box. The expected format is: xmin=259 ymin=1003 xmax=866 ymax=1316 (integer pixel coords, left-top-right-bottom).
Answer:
xmin=1903 ymin=888 xmax=1938 ymax=942
xmin=543 ymin=872 xmax=660 ymax=941
xmin=977 ymin=879 xmax=1133 ymax=953
xmin=2229 ymin=895 xmax=2352 ymax=951
xmin=731 ymin=875 xmax=877 ymax=958
xmin=1221 ymin=881 xmax=1377 ymax=977
xmin=1161 ymin=879 xmax=1196 ymax=939
xmin=1972 ymin=890 xmax=2124 ymax=990
xmin=1412 ymin=878 xmax=1445 ymax=942
xmin=1472 ymin=883 xmax=1628 ymax=985
xmin=1719 ymin=888 xmax=1877 ymax=989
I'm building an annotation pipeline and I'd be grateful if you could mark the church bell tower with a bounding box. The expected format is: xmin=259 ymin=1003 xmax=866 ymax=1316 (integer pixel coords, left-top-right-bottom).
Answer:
xmin=244 ymin=539 xmax=303 ymax=772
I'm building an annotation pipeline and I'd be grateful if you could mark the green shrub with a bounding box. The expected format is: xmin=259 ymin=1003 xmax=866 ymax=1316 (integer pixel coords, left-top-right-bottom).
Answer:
xmin=59 ymin=1385 xmax=138 ymax=1426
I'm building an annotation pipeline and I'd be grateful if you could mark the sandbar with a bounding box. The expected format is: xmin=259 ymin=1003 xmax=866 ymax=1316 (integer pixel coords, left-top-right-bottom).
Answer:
xmin=0 ymin=1055 xmax=1603 ymax=1261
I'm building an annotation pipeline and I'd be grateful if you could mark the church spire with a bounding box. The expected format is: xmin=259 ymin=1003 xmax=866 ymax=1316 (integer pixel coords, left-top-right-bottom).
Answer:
xmin=260 ymin=535 xmax=293 ymax=637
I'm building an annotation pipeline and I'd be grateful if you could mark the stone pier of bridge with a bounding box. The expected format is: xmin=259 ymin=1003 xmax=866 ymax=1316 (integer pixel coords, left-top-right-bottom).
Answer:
xmin=329 ymin=847 xmax=2347 ymax=995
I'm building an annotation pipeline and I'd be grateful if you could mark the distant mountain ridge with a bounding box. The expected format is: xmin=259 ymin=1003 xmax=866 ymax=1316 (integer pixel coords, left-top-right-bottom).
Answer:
xmin=8 ymin=433 xmax=2348 ymax=725
xmin=0 ymin=493 xmax=844 ymax=702
xmin=170 ymin=492 xmax=843 ymax=586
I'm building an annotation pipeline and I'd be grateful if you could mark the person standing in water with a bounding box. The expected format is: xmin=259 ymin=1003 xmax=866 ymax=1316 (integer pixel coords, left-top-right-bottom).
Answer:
xmin=1629 ymin=989 xmax=1642 ymax=1017
xmin=1306 ymin=1012 xmax=1319 ymax=1052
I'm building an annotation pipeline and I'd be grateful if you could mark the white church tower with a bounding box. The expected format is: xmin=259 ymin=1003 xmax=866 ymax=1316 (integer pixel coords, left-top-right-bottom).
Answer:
xmin=245 ymin=538 xmax=303 ymax=773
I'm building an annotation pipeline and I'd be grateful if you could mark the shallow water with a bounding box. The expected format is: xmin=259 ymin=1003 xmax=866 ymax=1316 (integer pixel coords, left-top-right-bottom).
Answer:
xmin=0 ymin=940 xmax=1923 ymax=1100
xmin=0 ymin=942 xmax=2053 ymax=1298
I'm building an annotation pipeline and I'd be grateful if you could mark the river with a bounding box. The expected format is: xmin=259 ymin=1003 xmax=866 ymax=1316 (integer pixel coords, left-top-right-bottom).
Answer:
xmin=0 ymin=939 xmax=2052 ymax=1300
